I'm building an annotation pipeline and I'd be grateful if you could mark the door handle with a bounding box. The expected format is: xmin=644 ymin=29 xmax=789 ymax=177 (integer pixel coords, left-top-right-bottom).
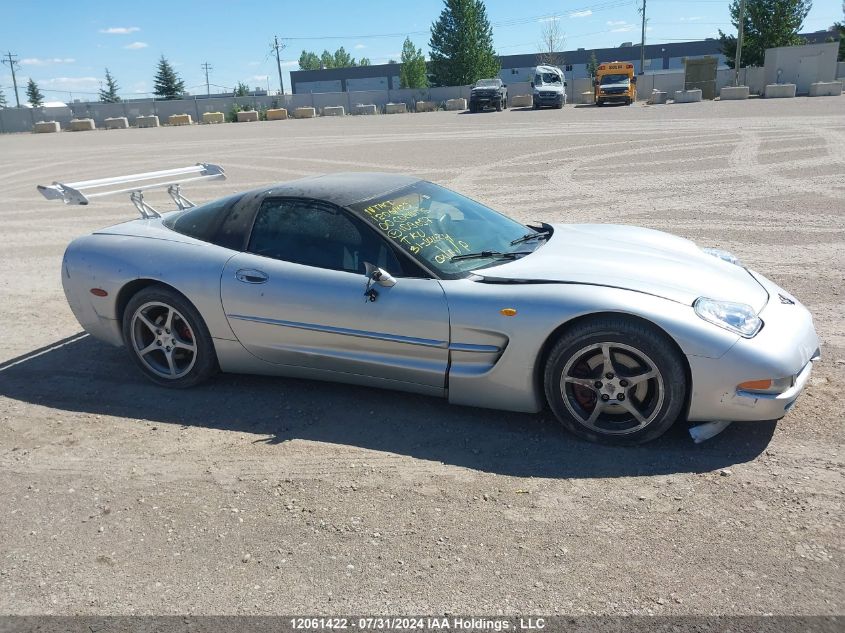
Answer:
xmin=235 ymin=269 xmax=269 ymax=284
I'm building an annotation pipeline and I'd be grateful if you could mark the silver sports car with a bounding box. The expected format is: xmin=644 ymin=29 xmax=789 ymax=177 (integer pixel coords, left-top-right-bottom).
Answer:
xmin=40 ymin=164 xmax=820 ymax=444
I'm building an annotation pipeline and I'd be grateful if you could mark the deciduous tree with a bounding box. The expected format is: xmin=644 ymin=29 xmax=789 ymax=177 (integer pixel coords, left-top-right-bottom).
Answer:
xmin=400 ymin=37 xmax=429 ymax=88
xmin=719 ymin=0 xmax=813 ymax=68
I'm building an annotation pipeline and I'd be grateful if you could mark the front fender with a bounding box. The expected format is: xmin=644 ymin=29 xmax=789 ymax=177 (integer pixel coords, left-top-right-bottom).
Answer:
xmin=441 ymin=279 xmax=739 ymax=413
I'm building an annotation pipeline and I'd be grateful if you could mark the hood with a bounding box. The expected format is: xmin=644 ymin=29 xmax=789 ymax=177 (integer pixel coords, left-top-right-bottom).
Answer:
xmin=536 ymin=86 xmax=563 ymax=93
xmin=478 ymin=224 xmax=769 ymax=312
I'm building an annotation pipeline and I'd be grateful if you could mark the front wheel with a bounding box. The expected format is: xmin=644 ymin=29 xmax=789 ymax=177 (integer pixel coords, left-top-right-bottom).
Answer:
xmin=544 ymin=317 xmax=687 ymax=445
xmin=122 ymin=285 xmax=218 ymax=388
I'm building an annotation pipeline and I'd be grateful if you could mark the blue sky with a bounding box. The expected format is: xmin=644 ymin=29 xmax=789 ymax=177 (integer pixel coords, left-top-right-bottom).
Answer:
xmin=2 ymin=0 xmax=841 ymax=102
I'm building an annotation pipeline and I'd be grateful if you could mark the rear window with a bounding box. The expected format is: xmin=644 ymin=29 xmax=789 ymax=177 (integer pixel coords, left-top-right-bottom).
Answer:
xmin=164 ymin=193 xmax=243 ymax=244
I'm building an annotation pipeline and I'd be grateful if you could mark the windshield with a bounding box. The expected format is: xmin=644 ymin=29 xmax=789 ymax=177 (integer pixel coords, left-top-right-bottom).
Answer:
xmin=535 ymin=72 xmax=561 ymax=85
xmin=350 ymin=181 xmax=534 ymax=278
xmin=600 ymin=74 xmax=630 ymax=85
xmin=475 ymin=79 xmax=501 ymax=88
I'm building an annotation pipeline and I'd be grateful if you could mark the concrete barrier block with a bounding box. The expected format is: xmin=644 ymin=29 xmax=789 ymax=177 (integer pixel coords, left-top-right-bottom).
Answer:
xmin=385 ymin=102 xmax=408 ymax=114
xmin=202 ymin=111 xmax=225 ymax=124
xmin=673 ymin=89 xmax=702 ymax=103
xmin=236 ymin=110 xmax=259 ymax=122
xmin=353 ymin=104 xmax=377 ymax=115
xmin=136 ymin=115 xmax=160 ymax=128
xmin=415 ymin=101 xmax=437 ymax=112
xmin=104 ymin=117 xmax=129 ymax=129
xmin=266 ymin=108 xmax=288 ymax=120
xmin=720 ymin=86 xmax=750 ymax=100
xmin=168 ymin=113 xmax=192 ymax=126
xmin=808 ymin=81 xmax=842 ymax=97
xmin=33 ymin=121 xmax=60 ymax=133
xmin=647 ymin=90 xmax=668 ymax=104
xmin=69 ymin=118 xmax=96 ymax=131
xmin=322 ymin=106 xmax=345 ymax=116
xmin=579 ymin=91 xmax=594 ymax=105
xmin=294 ymin=107 xmax=316 ymax=119
xmin=445 ymin=98 xmax=467 ymax=111
xmin=764 ymin=83 xmax=796 ymax=98
xmin=510 ymin=94 xmax=532 ymax=108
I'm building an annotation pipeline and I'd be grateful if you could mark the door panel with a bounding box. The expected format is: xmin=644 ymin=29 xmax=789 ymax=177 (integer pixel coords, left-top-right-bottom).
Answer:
xmin=220 ymin=253 xmax=450 ymax=389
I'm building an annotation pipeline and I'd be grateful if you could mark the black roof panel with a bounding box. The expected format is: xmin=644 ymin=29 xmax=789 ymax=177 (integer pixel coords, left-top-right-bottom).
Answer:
xmin=258 ymin=172 xmax=422 ymax=206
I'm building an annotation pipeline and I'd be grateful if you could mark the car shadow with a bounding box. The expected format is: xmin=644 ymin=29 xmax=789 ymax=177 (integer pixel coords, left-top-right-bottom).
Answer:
xmin=0 ymin=334 xmax=776 ymax=479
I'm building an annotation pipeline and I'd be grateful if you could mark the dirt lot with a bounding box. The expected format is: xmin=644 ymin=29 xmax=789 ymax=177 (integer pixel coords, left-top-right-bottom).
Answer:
xmin=0 ymin=97 xmax=843 ymax=616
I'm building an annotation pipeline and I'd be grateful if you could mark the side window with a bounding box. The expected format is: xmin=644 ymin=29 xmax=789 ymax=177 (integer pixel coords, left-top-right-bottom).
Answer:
xmin=247 ymin=199 xmax=403 ymax=275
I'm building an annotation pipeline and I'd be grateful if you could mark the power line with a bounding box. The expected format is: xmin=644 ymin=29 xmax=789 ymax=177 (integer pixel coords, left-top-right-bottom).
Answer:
xmin=2 ymin=52 xmax=21 ymax=107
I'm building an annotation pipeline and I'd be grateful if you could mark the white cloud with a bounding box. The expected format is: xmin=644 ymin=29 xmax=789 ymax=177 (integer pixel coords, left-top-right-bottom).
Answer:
xmin=100 ymin=26 xmax=140 ymax=34
xmin=611 ymin=25 xmax=635 ymax=32
xmin=354 ymin=43 xmax=366 ymax=49
xmin=247 ymin=61 xmax=261 ymax=67
xmin=252 ymin=75 xmax=269 ymax=81
xmin=38 ymin=76 xmax=99 ymax=92
xmin=680 ymin=16 xmax=702 ymax=22
xmin=569 ymin=10 xmax=592 ymax=18
xmin=280 ymin=61 xmax=298 ymax=67
xmin=20 ymin=57 xmax=75 ymax=66
xmin=538 ymin=16 xmax=560 ymax=22
xmin=124 ymin=41 xmax=148 ymax=50
xmin=607 ymin=20 xmax=626 ymax=26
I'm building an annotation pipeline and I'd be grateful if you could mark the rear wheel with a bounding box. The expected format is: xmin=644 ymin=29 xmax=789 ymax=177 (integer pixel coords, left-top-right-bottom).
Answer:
xmin=544 ymin=317 xmax=686 ymax=445
xmin=122 ymin=285 xmax=218 ymax=388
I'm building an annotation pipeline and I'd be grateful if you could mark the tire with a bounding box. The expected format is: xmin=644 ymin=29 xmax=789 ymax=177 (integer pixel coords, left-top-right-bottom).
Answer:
xmin=495 ymin=100 xmax=502 ymax=112
xmin=122 ymin=285 xmax=218 ymax=388
xmin=543 ymin=316 xmax=686 ymax=445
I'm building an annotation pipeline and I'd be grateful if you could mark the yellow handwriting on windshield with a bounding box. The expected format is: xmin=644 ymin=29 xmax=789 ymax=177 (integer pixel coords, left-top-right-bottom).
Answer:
xmin=361 ymin=199 xmax=470 ymax=261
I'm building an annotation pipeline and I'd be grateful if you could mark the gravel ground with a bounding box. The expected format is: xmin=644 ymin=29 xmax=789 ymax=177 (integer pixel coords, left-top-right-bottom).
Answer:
xmin=0 ymin=97 xmax=843 ymax=616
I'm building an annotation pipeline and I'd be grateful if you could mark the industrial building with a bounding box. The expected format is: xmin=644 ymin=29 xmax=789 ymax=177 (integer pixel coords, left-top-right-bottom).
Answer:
xmin=289 ymin=31 xmax=838 ymax=94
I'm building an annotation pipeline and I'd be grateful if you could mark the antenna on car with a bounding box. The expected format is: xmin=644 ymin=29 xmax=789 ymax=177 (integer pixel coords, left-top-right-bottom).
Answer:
xmin=37 ymin=163 xmax=226 ymax=219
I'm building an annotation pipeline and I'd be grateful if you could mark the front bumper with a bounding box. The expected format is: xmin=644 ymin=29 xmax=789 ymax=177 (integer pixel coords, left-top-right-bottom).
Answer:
xmin=471 ymin=95 xmax=501 ymax=107
xmin=533 ymin=93 xmax=563 ymax=107
xmin=598 ymin=93 xmax=629 ymax=103
xmin=686 ymin=273 xmax=820 ymax=423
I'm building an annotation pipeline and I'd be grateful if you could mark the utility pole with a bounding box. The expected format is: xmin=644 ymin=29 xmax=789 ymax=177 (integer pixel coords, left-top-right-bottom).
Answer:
xmin=638 ymin=0 xmax=647 ymax=75
xmin=734 ymin=0 xmax=747 ymax=86
xmin=201 ymin=62 xmax=213 ymax=95
xmin=2 ymin=52 xmax=21 ymax=107
xmin=271 ymin=35 xmax=286 ymax=95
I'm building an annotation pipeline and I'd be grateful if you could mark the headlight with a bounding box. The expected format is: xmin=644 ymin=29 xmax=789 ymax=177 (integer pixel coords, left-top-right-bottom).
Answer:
xmin=694 ymin=297 xmax=762 ymax=338
xmin=533 ymin=90 xmax=540 ymax=96
xmin=702 ymin=247 xmax=742 ymax=266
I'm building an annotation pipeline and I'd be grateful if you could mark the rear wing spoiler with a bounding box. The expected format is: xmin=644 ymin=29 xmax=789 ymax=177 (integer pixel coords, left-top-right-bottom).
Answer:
xmin=37 ymin=163 xmax=226 ymax=219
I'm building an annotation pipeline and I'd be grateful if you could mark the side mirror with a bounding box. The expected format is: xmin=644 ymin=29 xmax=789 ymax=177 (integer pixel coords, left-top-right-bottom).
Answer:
xmin=564 ymin=81 xmax=568 ymax=87
xmin=530 ymin=81 xmax=534 ymax=88
xmin=631 ymin=76 xmax=637 ymax=84
xmin=364 ymin=262 xmax=396 ymax=287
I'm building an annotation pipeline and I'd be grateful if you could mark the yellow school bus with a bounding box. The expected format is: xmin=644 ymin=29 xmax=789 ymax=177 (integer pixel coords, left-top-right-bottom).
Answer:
xmin=594 ymin=62 xmax=637 ymax=106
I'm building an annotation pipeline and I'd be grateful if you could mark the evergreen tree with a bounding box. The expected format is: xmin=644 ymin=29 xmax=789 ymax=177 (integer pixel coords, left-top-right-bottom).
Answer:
xmin=99 ymin=68 xmax=121 ymax=103
xmin=586 ymin=51 xmax=599 ymax=77
xmin=719 ymin=0 xmax=812 ymax=68
xmin=359 ymin=57 xmax=372 ymax=66
xmin=153 ymin=56 xmax=185 ymax=99
xmin=26 ymin=78 xmax=44 ymax=107
xmin=400 ymin=37 xmax=429 ymax=88
xmin=429 ymin=0 xmax=500 ymax=86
